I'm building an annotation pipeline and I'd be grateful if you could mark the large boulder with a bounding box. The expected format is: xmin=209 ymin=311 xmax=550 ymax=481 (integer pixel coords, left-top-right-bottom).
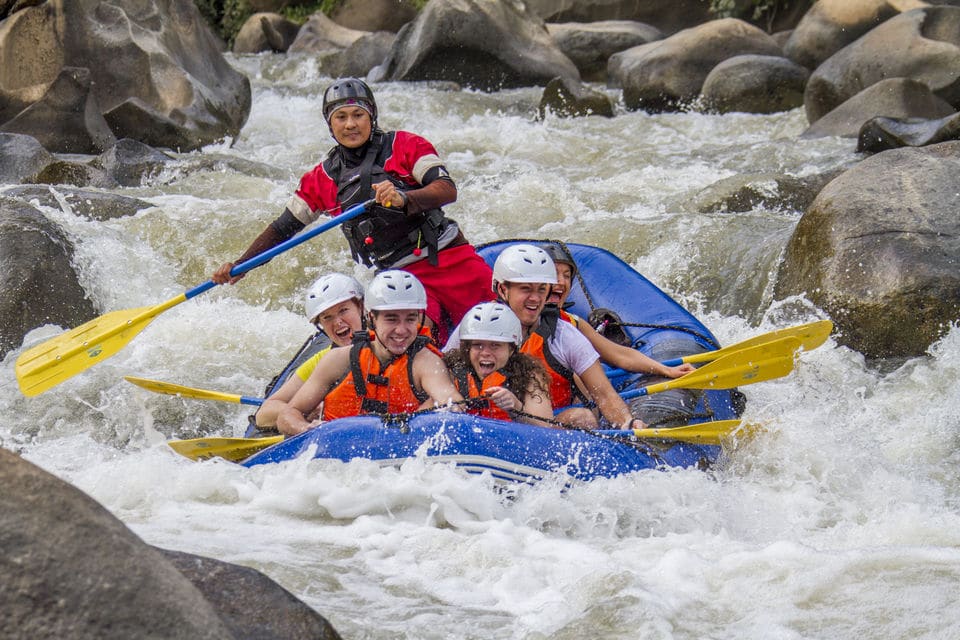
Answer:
xmin=321 ymin=31 xmax=396 ymax=79
xmin=700 ymin=54 xmax=809 ymax=114
xmin=524 ymin=0 xmax=712 ymax=34
xmin=0 ymin=0 xmax=251 ymax=153
xmin=801 ymin=77 xmax=957 ymax=138
xmin=804 ymin=6 xmax=960 ymax=124
xmin=374 ymin=0 xmax=580 ymax=90
xmin=610 ymin=18 xmax=782 ymax=112
xmin=287 ymin=10 xmax=367 ymax=53
xmin=546 ymin=20 xmax=662 ymax=81
xmin=329 ymin=0 xmax=419 ymax=32
xmin=0 ymin=448 xmax=343 ymax=639
xmin=783 ymin=0 xmax=924 ymax=70
xmin=538 ymin=76 xmax=614 ymax=118
xmin=232 ymin=12 xmax=300 ymax=54
xmin=0 ymin=197 xmax=96 ymax=358
xmin=774 ymin=141 xmax=960 ymax=359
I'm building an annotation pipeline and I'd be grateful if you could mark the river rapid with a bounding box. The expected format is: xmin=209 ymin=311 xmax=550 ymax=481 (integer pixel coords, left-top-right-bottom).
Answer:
xmin=2 ymin=54 xmax=960 ymax=639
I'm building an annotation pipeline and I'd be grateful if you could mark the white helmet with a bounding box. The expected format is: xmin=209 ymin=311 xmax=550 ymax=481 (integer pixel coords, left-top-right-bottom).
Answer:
xmin=366 ymin=270 xmax=427 ymax=311
xmin=491 ymin=243 xmax=558 ymax=292
xmin=460 ymin=302 xmax=522 ymax=346
xmin=304 ymin=273 xmax=364 ymax=322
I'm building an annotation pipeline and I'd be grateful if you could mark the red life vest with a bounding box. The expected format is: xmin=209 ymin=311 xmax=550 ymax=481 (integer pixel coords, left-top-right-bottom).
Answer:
xmin=321 ymin=331 xmax=436 ymax=420
xmin=519 ymin=306 xmax=582 ymax=409
xmin=453 ymin=368 xmax=511 ymax=420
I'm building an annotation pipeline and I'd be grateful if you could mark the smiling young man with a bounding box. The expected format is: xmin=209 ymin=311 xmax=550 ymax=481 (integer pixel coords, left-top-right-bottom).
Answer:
xmin=444 ymin=244 xmax=643 ymax=431
xmin=276 ymin=271 xmax=463 ymax=436
xmin=212 ymin=77 xmax=494 ymax=344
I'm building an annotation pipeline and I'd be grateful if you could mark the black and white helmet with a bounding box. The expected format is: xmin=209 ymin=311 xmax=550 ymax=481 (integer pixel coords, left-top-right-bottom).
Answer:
xmin=322 ymin=77 xmax=377 ymax=126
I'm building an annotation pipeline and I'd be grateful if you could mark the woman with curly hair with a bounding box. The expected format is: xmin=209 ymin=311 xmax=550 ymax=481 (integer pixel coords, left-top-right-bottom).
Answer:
xmin=443 ymin=302 xmax=555 ymax=427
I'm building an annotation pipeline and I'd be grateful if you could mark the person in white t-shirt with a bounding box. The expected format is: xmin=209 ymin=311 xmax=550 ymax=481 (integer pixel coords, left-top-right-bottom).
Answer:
xmin=445 ymin=244 xmax=643 ymax=430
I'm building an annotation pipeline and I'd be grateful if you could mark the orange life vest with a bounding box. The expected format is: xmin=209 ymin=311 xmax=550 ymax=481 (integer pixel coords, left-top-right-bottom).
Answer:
xmin=321 ymin=331 xmax=436 ymax=420
xmin=453 ymin=368 xmax=511 ymax=420
xmin=519 ymin=306 xmax=581 ymax=409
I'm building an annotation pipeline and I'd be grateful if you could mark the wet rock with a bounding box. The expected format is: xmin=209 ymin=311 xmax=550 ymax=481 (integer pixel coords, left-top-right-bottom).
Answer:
xmin=538 ymin=76 xmax=614 ymax=118
xmin=857 ymin=111 xmax=960 ymax=152
xmin=90 ymin=138 xmax=175 ymax=187
xmin=690 ymin=171 xmax=843 ymax=214
xmin=701 ymin=54 xmax=809 ymax=114
xmin=801 ymin=78 xmax=956 ymax=139
xmin=0 ymin=448 xmax=344 ymax=639
xmin=0 ymin=133 xmax=53 ymax=185
xmin=2 ymin=185 xmax=154 ymax=221
xmin=0 ymin=197 xmax=96 ymax=359
xmin=774 ymin=141 xmax=960 ymax=358
xmin=375 ymin=0 xmax=579 ymax=90
xmin=322 ymin=31 xmax=396 ymax=79
xmin=33 ymin=160 xmax=118 ymax=189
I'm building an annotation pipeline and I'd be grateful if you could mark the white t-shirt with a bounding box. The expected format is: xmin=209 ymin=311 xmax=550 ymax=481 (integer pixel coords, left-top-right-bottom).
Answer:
xmin=443 ymin=316 xmax=599 ymax=375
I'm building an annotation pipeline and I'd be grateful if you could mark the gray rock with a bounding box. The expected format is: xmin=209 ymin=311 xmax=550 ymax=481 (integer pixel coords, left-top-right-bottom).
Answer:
xmin=611 ymin=18 xmax=782 ymax=112
xmin=538 ymin=76 xmax=614 ymax=118
xmin=1 ymin=185 xmax=154 ymax=221
xmin=547 ymin=20 xmax=662 ymax=81
xmin=689 ymin=171 xmax=843 ymax=214
xmin=784 ymin=0 xmax=915 ymax=69
xmin=858 ymin=111 xmax=960 ymax=152
xmin=233 ymin=12 xmax=300 ymax=54
xmin=288 ymin=11 xmax=367 ymax=53
xmin=801 ymin=78 xmax=956 ymax=139
xmin=524 ymin=0 xmax=713 ymax=35
xmin=0 ymin=196 xmax=97 ymax=374
xmin=91 ymin=138 xmax=174 ymax=187
xmin=0 ymin=133 xmax=53 ymax=184
xmin=701 ymin=54 xmax=809 ymax=114
xmin=378 ymin=0 xmax=580 ymax=91
xmin=804 ymin=6 xmax=960 ymax=125
xmin=329 ymin=0 xmax=419 ymax=32
xmin=322 ymin=31 xmax=396 ymax=79
xmin=0 ymin=0 xmax=250 ymax=153
xmin=774 ymin=141 xmax=960 ymax=358
xmin=0 ymin=67 xmax=116 ymax=154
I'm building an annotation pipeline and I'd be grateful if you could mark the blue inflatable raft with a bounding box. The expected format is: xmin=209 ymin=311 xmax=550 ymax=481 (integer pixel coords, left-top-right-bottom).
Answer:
xmin=240 ymin=242 xmax=743 ymax=483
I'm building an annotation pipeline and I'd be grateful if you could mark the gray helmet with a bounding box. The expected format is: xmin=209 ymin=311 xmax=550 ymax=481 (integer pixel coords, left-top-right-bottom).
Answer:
xmin=539 ymin=242 xmax=577 ymax=278
xmin=322 ymin=77 xmax=377 ymax=126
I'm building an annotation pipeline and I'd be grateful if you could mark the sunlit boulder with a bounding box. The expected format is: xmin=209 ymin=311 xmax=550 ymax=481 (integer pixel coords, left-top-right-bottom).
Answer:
xmin=0 ymin=0 xmax=251 ymax=153
xmin=775 ymin=141 xmax=960 ymax=359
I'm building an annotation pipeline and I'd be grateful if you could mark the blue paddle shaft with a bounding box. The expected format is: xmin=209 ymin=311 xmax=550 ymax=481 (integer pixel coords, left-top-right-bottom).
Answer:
xmin=241 ymin=396 xmax=264 ymax=406
xmin=183 ymin=199 xmax=373 ymax=300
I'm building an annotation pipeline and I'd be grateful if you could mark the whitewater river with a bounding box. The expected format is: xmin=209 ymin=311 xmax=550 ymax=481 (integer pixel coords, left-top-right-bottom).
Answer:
xmin=3 ymin=54 xmax=960 ymax=639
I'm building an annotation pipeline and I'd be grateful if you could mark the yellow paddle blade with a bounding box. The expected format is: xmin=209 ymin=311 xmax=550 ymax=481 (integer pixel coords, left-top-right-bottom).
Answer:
xmin=682 ymin=319 xmax=833 ymax=365
xmin=168 ymin=435 xmax=283 ymax=462
xmin=640 ymin=336 xmax=801 ymax=396
xmin=124 ymin=376 xmax=247 ymax=404
xmin=15 ymin=293 xmax=187 ymax=397
xmin=631 ymin=419 xmax=764 ymax=445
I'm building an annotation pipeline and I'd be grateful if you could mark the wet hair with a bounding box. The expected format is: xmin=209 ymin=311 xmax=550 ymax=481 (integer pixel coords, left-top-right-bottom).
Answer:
xmin=444 ymin=345 xmax=551 ymax=406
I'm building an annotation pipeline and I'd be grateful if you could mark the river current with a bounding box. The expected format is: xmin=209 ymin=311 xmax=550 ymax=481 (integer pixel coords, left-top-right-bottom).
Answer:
xmin=2 ymin=54 xmax=959 ymax=639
